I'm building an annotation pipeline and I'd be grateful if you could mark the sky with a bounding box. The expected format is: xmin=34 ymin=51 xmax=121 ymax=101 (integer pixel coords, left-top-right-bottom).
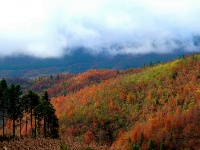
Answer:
xmin=0 ymin=0 xmax=200 ymax=58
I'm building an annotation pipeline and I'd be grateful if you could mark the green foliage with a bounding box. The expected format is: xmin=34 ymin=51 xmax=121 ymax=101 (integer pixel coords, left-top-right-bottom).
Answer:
xmin=169 ymin=70 xmax=178 ymax=80
xmin=6 ymin=83 xmax=23 ymax=137
xmin=50 ymin=75 xmax=53 ymax=80
xmin=169 ymin=131 xmax=173 ymax=143
xmin=35 ymin=91 xmax=59 ymax=138
xmin=188 ymin=101 xmax=196 ymax=108
xmin=131 ymin=143 xmax=140 ymax=150
xmin=42 ymin=91 xmax=50 ymax=102
xmin=148 ymin=139 xmax=155 ymax=150
xmin=60 ymin=142 xmax=68 ymax=150
xmin=0 ymin=79 xmax=59 ymax=141
xmin=160 ymin=142 xmax=165 ymax=150
xmin=0 ymin=79 xmax=8 ymax=137
xmin=139 ymin=133 xmax=144 ymax=146
xmin=62 ymin=90 xmax=67 ymax=96
xmin=183 ymin=103 xmax=188 ymax=110
xmin=21 ymin=90 xmax=40 ymax=138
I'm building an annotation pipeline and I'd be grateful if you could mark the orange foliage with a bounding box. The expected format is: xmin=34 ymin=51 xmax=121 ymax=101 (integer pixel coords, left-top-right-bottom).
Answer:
xmin=25 ymin=54 xmax=200 ymax=149
xmin=6 ymin=120 xmax=12 ymax=130
xmin=21 ymin=124 xmax=31 ymax=136
xmin=85 ymin=130 xmax=94 ymax=144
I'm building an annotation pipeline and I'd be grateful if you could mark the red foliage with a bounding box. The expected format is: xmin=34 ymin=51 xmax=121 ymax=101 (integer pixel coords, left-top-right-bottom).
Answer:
xmin=85 ymin=130 xmax=94 ymax=144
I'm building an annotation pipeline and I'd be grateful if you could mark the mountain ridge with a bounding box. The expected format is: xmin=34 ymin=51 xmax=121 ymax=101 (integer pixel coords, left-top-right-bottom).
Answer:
xmin=0 ymin=49 xmax=185 ymax=78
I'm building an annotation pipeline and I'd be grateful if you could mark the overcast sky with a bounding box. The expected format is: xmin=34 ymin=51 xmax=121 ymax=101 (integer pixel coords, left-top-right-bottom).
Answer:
xmin=0 ymin=0 xmax=200 ymax=58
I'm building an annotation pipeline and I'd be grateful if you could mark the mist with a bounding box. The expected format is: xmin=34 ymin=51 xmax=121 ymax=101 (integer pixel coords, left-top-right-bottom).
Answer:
xmin=0 ymin=0 xmax=200 ymax=58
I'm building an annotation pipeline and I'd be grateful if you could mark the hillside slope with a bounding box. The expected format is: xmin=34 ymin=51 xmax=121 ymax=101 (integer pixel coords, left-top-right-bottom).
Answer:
xmin=47 ymin=53 xmax=200 ymax=149
xmin=6 ymin=53 xmax=200 ymax=149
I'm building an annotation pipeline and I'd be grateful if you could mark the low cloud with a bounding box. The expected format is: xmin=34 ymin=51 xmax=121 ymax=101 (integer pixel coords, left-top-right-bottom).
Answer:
xmin=0 ymin=0 xmax=200 ymax=58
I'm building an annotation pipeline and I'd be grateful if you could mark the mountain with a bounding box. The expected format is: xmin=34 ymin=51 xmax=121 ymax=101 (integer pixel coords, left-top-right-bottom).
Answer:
xmin=2 ymin=53 xmax=200 ymax=149
xmin=0 ymin=49 xmax=185 ymax=78
xmin=13 ymin=52 xmax=198 ymax=149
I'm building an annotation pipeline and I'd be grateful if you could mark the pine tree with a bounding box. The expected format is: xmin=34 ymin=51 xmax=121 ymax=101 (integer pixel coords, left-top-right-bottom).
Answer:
xmin=21 ymin=91 xmax=40 ymax=137
xmin=21 ymin=94 xmax=30 ymax=136
xmin=49 ymin=114 xmax=59 ymax=138
xmin=35 ymin=91 xmax=59 ymax=138
xmin=131 ymin=143 xmax=140 ymax=150
xmin=139 ymin=133 xmax=144 ymax=146
xmin=160 ymin=142 xmax=165 ymax=150
xmin=35 ymin=99 xmax=46 ymax=138
xmin=6 ymin=84 xmax=22 ymax=138
xmin=0 ymin=79 xmax=8 ymax=137
xmin=42 ymin=91 xmax=50 ymax=103
xmin=148 ymin=139 xmax=155 ymax=150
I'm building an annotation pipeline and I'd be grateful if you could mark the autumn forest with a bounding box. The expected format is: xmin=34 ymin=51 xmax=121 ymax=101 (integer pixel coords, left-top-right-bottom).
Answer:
xmin=1 ymin=53 xmax=200 ymax=149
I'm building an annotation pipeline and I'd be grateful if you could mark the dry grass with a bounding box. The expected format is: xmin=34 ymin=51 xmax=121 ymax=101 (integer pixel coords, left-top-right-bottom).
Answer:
xmin=0 ymin=138 xmax=59 ymax=150
xmin=0 ymin=137 xmax=112 ymax=150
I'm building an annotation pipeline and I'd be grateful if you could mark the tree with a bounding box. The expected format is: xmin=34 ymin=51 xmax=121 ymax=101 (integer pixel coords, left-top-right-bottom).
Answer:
xmin=6 ymin=84 xmax=22 ymax=138
xmin=21 ymin=90 xmax=40 ymax=137
xmin=18 ymin=99 xmax=24 ymax=137
xmin=148 ymin=139 xmax=155 ymax=150
xmin=21 ymin=94 xmax=30 ymax=136
xmin=160 ymin=142 xmax=165 ymax=150
xmin=35 ymin=91 xmax=59 ymax=138
xmin=48 ymin=114 xmax=59 ymax=138
xmin=42 ymin=91 xmax=50 ymax=103
xmin=131 ymin=143 xmax=140 ymax=150
xmin=0 ymin=79 xmax=7 ymax=137
xmin=139 ymin=133 xmax=144 ymax=147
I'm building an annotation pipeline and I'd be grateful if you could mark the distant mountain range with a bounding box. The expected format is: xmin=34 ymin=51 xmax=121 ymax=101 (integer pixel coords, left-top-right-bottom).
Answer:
xmin=0 ymin=48 xmax=187 ymax=78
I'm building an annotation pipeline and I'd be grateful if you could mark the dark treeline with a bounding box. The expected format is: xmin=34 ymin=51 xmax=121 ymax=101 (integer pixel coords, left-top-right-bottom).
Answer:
xmin=0 ymin=79 xmax=59 ymax=141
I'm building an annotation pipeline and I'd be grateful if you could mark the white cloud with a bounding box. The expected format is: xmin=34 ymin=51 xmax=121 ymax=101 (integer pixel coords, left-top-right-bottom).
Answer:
xmin=0 ymin=0 xmax=200 ymax=58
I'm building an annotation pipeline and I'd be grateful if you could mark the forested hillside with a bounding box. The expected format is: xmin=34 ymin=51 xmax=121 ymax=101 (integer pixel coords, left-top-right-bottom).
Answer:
xmin=47 ymin=53 xmax=200 ymax=149
xmin=1 ymin=53 xmax=200 ymax=149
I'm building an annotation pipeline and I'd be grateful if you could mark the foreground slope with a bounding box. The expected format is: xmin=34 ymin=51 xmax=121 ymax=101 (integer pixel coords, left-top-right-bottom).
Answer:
xmin=49 ymin=54 xmax=200 ymax=149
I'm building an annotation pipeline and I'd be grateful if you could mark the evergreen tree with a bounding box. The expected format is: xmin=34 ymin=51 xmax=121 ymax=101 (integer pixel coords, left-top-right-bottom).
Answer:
xmin=49 ymin=114 xmax=59 ymax=138
xmin=0 ymin=79 xmax=8 ymax=137
xmin=35 ymin=91 xmax=59 ymax=138
xmin=139 ymin=133 xmax=144 ymax=147
xmin=6 ymin=84 xmax=22 ymax=138
xmin=21 ymin=91 xmax=40 ymax=137
xmin=131 ymin=143 xmax=140 ymax=150
xmin=29 ymin=91 xmax=40 ymax=137
xmin=21 ymin=94 xmax=30 ymax=135
xmin=18 ymin=99 xmax=24 ymax=137
xmin=0 ymin=80 xmax=59 ymax=140
xmin=148 ymin=139 xmax=155 ymax=150
xmin=42 ymin=91 xmax=50 ymax=103
xmin=160 ymin=142 xmax=165 ymax=150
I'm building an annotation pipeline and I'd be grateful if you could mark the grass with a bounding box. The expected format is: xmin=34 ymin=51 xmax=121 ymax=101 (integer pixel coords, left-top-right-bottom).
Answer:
xmin=0 ymin=137 xmax=111 ymax=150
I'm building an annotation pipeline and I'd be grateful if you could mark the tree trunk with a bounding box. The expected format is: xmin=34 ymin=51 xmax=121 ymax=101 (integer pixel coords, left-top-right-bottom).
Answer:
xmin=3 ymin=107 xmax=4 ymax=137
xmin=26 ymin=116 xmax=28 ymax=136
xmin=47 ymin=117 xmax=50 ymax=136
xmin=34 ymin=115 xmax=37 ymax=139
xmin=19 ymin=117 xmax=22 ymax=137
xmin=31 ymin=109 xmax=33 ymax=137
xmin=44 ymin=117 xmax=46 ymax=138
xmin=13 ymin=119 xmax=15 ymax=138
